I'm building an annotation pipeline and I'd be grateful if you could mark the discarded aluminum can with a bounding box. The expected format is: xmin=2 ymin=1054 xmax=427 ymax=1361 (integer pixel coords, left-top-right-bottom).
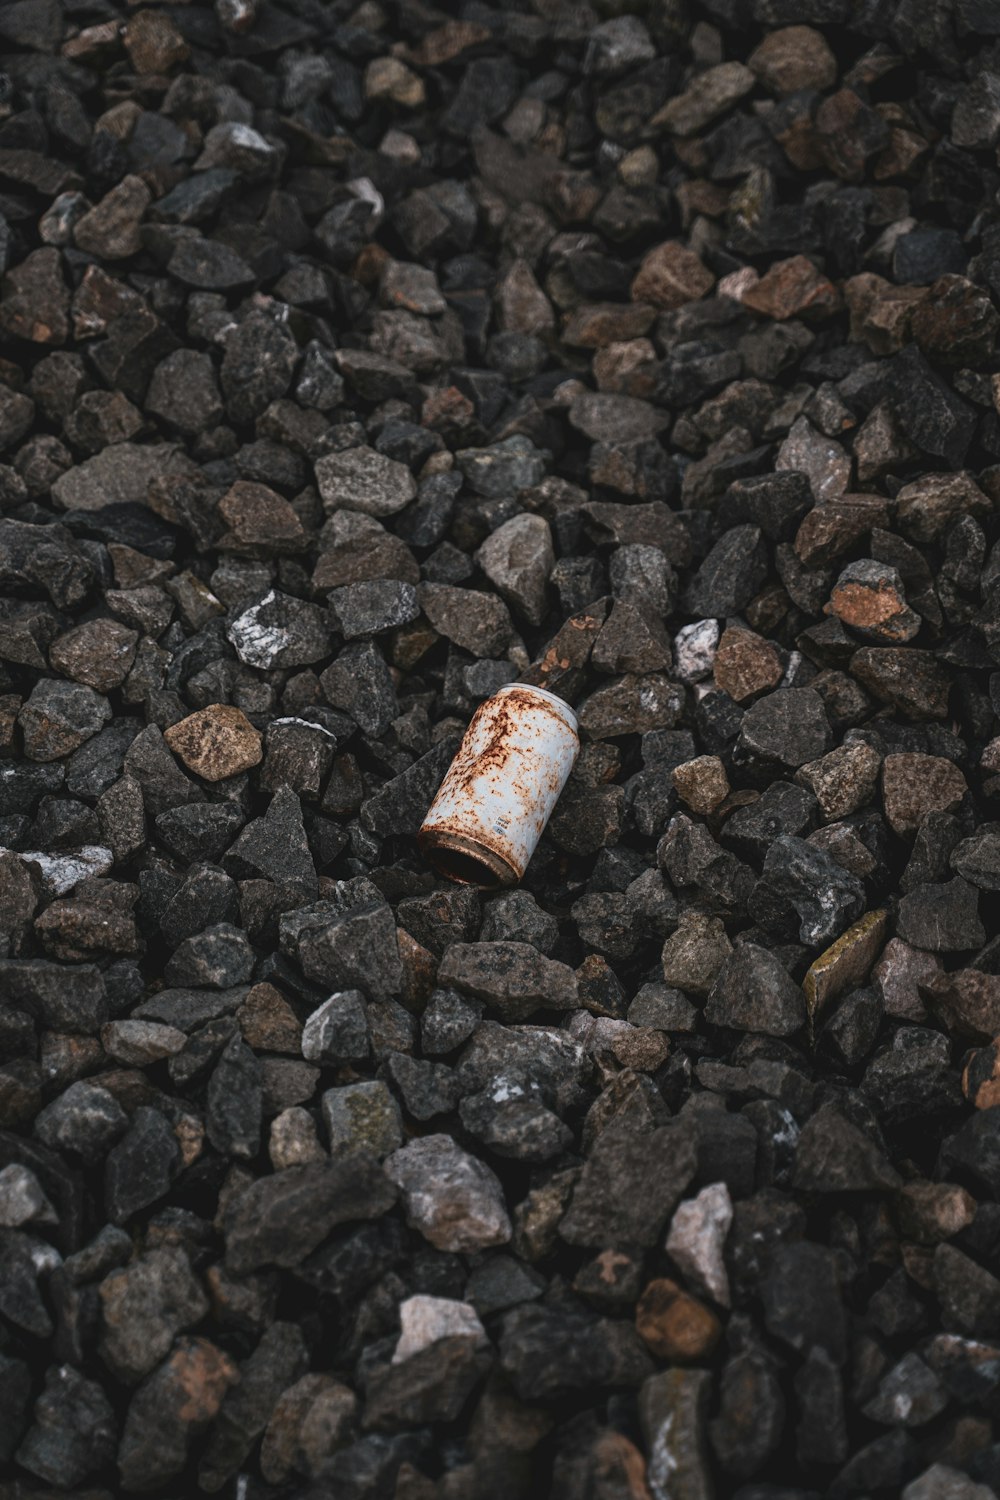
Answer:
xmin=418 ymin=682 xmax=579 ymax=888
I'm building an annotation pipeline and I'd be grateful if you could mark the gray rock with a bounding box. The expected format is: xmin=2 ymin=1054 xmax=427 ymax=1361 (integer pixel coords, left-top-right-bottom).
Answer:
xmin=224 ymin=784 xmax=317 ymax=897
xmin=224 ymin=1154 xmax=397 ymax=1273
xmin=206 ymin=1034 xmax=262 ymax=1160
xmin=328 ymin=579 xmax=420 ymax=637
xmin=560 ymin=1122 xmax=697 ymax=1248
xmin=738 ymin=687 xmax=832 ymax=768
xmin=322 ymin=1080 xmax=403 ymax=1157
xmin=165 ymin=922 xmax=255 ymax=988
xmin=302 ymin=991 xmax=370 ymax=1063
xmin=35 ymin=1081 xmax=128 ymax=1164
xmin=280 ymin=879 xmax=402 ymax=998
xmin=15 ymin=1364 xmax=117 ymax=1488
xmin=227 ymin=589 xmax=331 ymax=670
xmin=455 ymin=436 xmax=547 ymax=497
xmin=104 ymin=1107 xmax=180 ymax=1224
xmin=437 ymin=941 xmax=578 ymax=1021
xmin=705 ymin=944 xmax=806 ymax=1036
xmin=419 ymin=582 xmax=515 ymax=657
xmin=315 ymin=446 xmax=417 ymax=517
xmin=475 ymin=513 xmax=554 ymax=626
xmin=385 ymin=1133 xmax=512 ymax=1252
xmin=18 ymin=679 xmax=111 ymax=762
xmin=98 ymin=1246 xmax=209 ymax=1383
xmin=750 ymin=834 xmax=866 ymax=948
xmin=320 ymin=640 xmax=400 ymax=736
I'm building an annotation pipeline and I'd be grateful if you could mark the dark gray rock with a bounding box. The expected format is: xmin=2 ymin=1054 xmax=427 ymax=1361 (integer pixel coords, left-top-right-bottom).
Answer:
xmin=437 ymin=941 xmax=578 ymax=1021
xmin=737 ymin=688 xmax=832 ymax=768
xmin=15 ymin=1364 xmax=116 ymax=1488
xmin=224 ymin=1154 xmax=396 ymax=1273
xmin=704 ymin=944 xmax=806 ymax=1035
xmin=280 ymin=879 xmax=402 ymax=998
xmin=750 ymin=835 xmax=866 ymax=947
xmin=560 ymin=1122 xmax=697 ymax=1248
xmin=104 ymin=1107 xmax=180 ymax=1224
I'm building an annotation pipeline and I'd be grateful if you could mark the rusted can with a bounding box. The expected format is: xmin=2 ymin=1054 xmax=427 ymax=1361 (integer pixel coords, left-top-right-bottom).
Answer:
xmin=418 ymin=682 xmax=579 ymax=888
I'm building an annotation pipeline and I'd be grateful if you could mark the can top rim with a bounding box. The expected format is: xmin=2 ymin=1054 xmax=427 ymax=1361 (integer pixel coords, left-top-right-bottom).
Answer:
xmin=497 ymin=681 xmax=579 ymax=730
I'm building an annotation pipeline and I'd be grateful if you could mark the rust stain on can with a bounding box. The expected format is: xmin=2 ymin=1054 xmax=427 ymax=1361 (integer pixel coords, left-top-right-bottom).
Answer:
xmin=418 ymin=682 xmax=579 ymax=888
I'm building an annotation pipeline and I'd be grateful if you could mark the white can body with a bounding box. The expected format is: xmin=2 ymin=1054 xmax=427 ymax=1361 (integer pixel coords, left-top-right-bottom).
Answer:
xmin=418 ymin=683 xmax=580 ymax=888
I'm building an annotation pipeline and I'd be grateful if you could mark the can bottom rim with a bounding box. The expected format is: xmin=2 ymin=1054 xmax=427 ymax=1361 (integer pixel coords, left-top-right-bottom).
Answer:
xmin=417 ymin=829 xmax=519 ymax=889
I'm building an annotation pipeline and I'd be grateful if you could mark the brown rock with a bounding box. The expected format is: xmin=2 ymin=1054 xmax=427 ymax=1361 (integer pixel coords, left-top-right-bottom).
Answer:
xmin=260 ymin=1373 xmax=358 ymax=1484
xmin=218 ymin=481 xmax=306 ymax=556
xmin=407 ymin=20 xmax=492 ymax=66
xmin=815 ymin=88 xmax=889 ymax=181
xmin=237 ymin=983 xmax=302 ymax=1054
xmin=795 ymin=741 xmax=881 ymax=821
xmin=826 ymin=560 xmax=920 ymax=642
xmin=713 ymin=626 xmax=783 ymax=702
xmin=164 ymin=704 xmax=263 ymax=782
xmin=844 ymin=273 xmax=925 ymax=356
xmin=661 ymin=912 xmax=732 ymax=997
xmin=921 ymin=970 xmax=1000 ymax=1042
xmin=882 ymin=754 xmax=967 ymax=835
xmin=748 ymin=26 xmax=837 ymax=94
xmin=631 ymin=242 xmax=715 ymax=311
xmin=49 ymin=618 xmax=139 ymax=692
xmin=963 ymin=1039 xmax=1000 ymax=1110
xmin=651 ymin=61 xmax=755 ymax=136
xmin=117 ymin=1337 xmax=238 ymax=1492
xmin=73 ymin=176 xmax=151 ymax=261
xmin=896 ymin=1181 xmax=977 ymax=1241
xmin=672 ymin=756 xmax=730 ymax=815
xmin=851 ymin=647 xmax=950 ymax=720
xmin=636 ymin=1277 xmax=721 ymax=1362
xmin=911 ymin=275 xmax=1000 ymax=367
xmin=498 ymin=258 xmax=554 ymax=335
xmin=872 ymin=937 xmax=941 ymax=1021
xmin=742 ymin=255 xmax=840 ymax=321
xmin=794 ymin=496 xmax=890 ymax=568
xmin=123 ymin=10 xmax=190 ymax=73
xmin=803 ymin=909 xmax=887 ymax=1023
xmin=0 ymin=248 xmax=70 ymax=346
xmin=563 ymin=302 xmax=657 ymax=349
xmin=895 ymin=471 xmax=992 ymax=544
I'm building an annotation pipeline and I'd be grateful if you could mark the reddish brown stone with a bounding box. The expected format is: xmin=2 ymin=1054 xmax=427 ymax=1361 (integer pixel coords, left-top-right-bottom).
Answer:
xmin=748 ymin=26 xmax=837 ymax=94
xmin=164 ymin=704 xmax=263 ymax=782
xmin=882 ymin=753 xmax=967 ymax=835
xmin=815 ymin=88 xmax=889 ymax=182
xmin=237 ymin=983 xmax=303 ymax=1054
xmin=635 ymin=1277 xmax=721 ymax=1362
xmin=896 ymin=1181 xmax=977 ymax=1240
xmin=910 ymin=275 xmax=1000 ymax=367
xmin=672 ymin=756 xmax=730 ymax=815
xmin=217 ymin=481 xmax=306 ymax=556
xmin=894 ymin=471 xmax=992 ymax=544
xmin=562 ymin=302 xmax=656 ymax=349
xmin=963 ymin=1039 xmax=1000 ymax=1109
xmin=922 ymin=970 xmax=1000 ymax=1042
xmin=124 ymin=10 xmax=190 ymax=73
xmin=872 ymin=937 xmax=941 ymax=1021
xmin=794 ymin=497 xmax=890 ymax=568
xmin=826 ymin=560 xmax=919 ymax=642
xmin=843 ymin=273 xmax=926 ymax=356
xmin=49 ymin=618 xmax=139 ymax=692
xmin=407 ymin=21 xmax=492 ymax=66
xmin=850 ymin=648 xmax=951 ymax=720
xmin=741 ymin=255 xmax=841 ymax=322
xmin=712 ymin=626 xmax=783 ymax=702
xmin=630 ymin=241 xmax=715 ymax=311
